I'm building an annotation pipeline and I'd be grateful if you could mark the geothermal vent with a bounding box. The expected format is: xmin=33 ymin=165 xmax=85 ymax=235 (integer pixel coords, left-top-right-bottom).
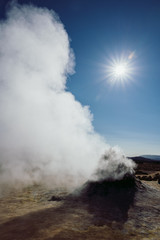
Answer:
xmin=73 ymin=174 xmax=143 ymax=224
xmin=50 ymin=151 xmax=146 ymax=225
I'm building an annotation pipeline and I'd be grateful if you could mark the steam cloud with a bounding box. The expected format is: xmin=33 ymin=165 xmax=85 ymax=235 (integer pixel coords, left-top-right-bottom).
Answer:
xmin=0 ymin=3 xmax=135 ymax=191
xmin=93 ymin=148 xmax=135 ymax=182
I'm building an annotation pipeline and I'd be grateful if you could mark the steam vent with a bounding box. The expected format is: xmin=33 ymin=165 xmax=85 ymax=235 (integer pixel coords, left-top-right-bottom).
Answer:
xmin=48 ymin=171 xmax=160 ymax=239
xmin=76 ymin=174 xmax=140 ymax=225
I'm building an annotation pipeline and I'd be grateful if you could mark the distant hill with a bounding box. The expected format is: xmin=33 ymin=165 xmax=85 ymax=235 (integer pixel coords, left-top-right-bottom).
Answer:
xmin=129 ymin=155 xmax=160 ymax=163
xmin=142 ymin=155 xmax=160 ymax=161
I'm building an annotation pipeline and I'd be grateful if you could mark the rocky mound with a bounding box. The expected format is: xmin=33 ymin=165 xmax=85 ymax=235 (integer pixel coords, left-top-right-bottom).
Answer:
xmin=68 ymin=174 xmax=144 ymax=225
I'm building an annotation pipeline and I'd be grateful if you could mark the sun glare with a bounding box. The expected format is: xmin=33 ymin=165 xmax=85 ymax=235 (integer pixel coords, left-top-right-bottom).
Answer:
xmin=104 ymin=52 xmax=135 ymax=86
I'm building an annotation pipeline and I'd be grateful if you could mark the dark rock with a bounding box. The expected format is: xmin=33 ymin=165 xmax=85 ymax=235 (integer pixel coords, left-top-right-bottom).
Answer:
xmin=146 ymin=176 xmax=153 ymax=181
xmin=141 ymin=175 xmax=148 ymax=180
xmin=49 ymin=195 xmax=64 ymax=201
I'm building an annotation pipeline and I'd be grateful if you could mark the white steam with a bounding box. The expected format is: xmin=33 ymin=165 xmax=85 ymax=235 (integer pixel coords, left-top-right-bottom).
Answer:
xmin=0 ymin=3 xmax=135 ymax=190
xmin=92 ymin=147 xmax=136 ymax=182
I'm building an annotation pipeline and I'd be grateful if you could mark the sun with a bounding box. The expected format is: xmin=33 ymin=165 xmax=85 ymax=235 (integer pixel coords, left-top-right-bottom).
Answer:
xmin=107 ymin=59 xmax=131 ymax=84
xmin=104 ymin=52 xmax=135 ymax=85
xmin=113 ymin=63 xmax=128 ymax=78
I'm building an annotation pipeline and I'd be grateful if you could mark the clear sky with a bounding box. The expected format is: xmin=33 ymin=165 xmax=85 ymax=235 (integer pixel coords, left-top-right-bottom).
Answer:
xmin=1 ymin=0 xmax=160 ymax=156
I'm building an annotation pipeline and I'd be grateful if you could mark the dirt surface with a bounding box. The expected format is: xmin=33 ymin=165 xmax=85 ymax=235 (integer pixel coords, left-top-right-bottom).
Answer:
xmin=0 ymin=176 xmax=160 ymax=240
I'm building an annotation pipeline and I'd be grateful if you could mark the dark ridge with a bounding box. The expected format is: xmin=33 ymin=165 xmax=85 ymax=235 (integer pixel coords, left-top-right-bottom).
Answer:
xmin=130 ymin=156 xmax=160 ymax=172
xmin=129 ymin=156 xmax=160 ymax=163
xmin=142 ymin=155 xmax=160 ymax=161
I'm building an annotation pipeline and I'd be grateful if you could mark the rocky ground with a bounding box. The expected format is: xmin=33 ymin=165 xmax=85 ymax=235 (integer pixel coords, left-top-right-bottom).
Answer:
xmin=0 ymin=167 xmax=160 ymax=240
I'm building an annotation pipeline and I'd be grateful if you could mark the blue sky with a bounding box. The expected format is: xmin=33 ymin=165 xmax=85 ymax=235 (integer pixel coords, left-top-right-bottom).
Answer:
xmin=1 ymin=0 xmax=160 ymax=156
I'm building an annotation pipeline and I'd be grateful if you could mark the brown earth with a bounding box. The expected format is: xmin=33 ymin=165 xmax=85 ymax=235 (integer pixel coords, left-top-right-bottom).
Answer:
xmin=0 ymin=164 xmax=160 ymax=240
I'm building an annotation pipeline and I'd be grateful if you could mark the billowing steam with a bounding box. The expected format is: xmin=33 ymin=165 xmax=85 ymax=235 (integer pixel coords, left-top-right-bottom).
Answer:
xmin=92 ymin=147 xmax=136 ymax=182
xmin=0 ymin=3 xmax=135 ymax=191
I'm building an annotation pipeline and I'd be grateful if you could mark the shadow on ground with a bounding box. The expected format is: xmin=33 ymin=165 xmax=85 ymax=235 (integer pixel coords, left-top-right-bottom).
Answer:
xmin=0 ymin=176 xmax=160 ymax=240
